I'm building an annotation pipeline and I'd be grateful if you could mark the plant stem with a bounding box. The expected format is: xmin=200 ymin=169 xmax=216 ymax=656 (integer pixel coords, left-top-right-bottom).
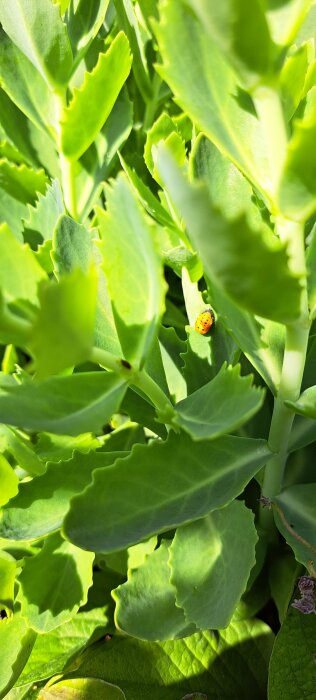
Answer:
xmin=54 ymin=91 xmax=78 ymax=219
xmin=261 ymin=220 xmax=310 ymax=534
xmin=253 ymin=84 xmax=288 ymax=199
xmin=90 ymin=346 xmax=175 ymax=422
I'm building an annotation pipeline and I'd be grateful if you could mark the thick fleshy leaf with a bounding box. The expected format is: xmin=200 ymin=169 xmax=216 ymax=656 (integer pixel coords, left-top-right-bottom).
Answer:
xmin=306 ymin=222 xmax=316 ymax=318
xmin=169 ymin=501 xmax=258 ymax=629
xmin=0 ymin=550 xmax=16 ymax=609
xmin=286 ymin=384 xmax=316 ymax=418
xmin=0 ymin=223 xmax=45 ymax=305
xmin=0 ymin=454 xmax=19 ymax=507
xmin=269 ymin=592 xmax=316 ymax=699
xmin=40 ymin=678 xmax=126 ymax=700
xmin=0 ymin=159 xmax=47 ymax=206
xmin=0 ymin=372 xmax=128 ymax=436
xmin=120 ymin=156 xmax=178 ymax=232
xmin=274 ymin=484 xmax=316 ymax=566
xmin=173 ymin=363 xmax=264 ymax=440
xmin=23 ymin=180 xmax=64 ymax=245
xmin=0 ymin=616 xmax=36 ymax=699
xmin=114 ymin=0 xmax=152 ymax=102
xmin=185 ymin=0 xmax=273 ymax=88
xmin=30 ymin=268 xmax=97 ymax=377
xmin=144 ymin=113 xmax=186 ymax=183
xmin=66 ymin=0 xmax=110 ymax=61
xmin=278 ymin=87 xmax=316 ymax=221
xmin=157 ymin=147 xmax=302 ymax=324
xmin=97 ymin=174 xmax=166 ymax=364
xmin=265 ymin=0 xmax=314 ymax=46
xmin=52 ymin=215 xmax=121 ymax=355
xmin=113 ymin=541 xmax=196 ymax=640
xmin=77 ymin=90 xmax=133 ymax=221
xmin=208 ymin=278 xmax=284 ymax=394
xmin=66 ymin=622 xmax=273 ymax=699
xmin=0 ymin=451 xmax=126 ymax=541
xmin=155 ymin=0 xmax=271 ymax=201
xmin=0 ymin=29 xmax=57 ymax=133
xmin=61 ymin=33 xmax=132 ymax=160
xmin=280 ymin=43 xmax=310 ymax=121
xmin=63 ymin=432 xmax=270 ymax=552
xmin=17 ymin=533 xmax=94 ymax=632
xmin=17 ymin=608 xmax=110 ymax=687
xmin=0 ymin=0 xmax=73 ymax=88
xmin=0 ymin=424 xmax=44 ymax=476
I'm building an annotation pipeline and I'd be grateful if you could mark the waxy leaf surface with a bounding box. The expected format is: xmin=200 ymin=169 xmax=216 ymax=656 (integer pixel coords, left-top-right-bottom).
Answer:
xmin=63 ymin=432 xmax=270 ymax=552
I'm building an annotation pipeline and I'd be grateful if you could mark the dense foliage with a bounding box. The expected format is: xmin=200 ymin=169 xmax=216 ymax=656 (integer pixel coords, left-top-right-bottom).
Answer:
xmin=0 ymin=0 xmax=316 ymax=698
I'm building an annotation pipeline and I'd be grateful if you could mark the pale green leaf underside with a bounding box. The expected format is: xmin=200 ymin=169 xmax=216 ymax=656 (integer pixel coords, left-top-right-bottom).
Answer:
xmin=174 ymin=363 xmax=264 ymax=439
xmin=61 ymin=32 xmax=132 ymax=159
xmin=0 ymin=616 xmax=36 ymax=699
xmin=0 ymin=372 xmax=128 ymax=435
xmin=169 ymin=501 xmax=258 ymax=629
xmin=286 ymin=384 xmax=316 ymax=417
xmin=113 ymin=541 xmax=196 ymax=641
xmin=43 ymin=678 xmax=126 ymax=700
xmin=63 ymin=432 xmax=270 ymax=552
xmin=0 ymin=223 xmax=45 ymax=305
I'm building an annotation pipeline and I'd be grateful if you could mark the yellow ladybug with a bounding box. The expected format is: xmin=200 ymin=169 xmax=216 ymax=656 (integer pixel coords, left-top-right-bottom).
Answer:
xmin=195 ymin=308 xmax=215 ymax=335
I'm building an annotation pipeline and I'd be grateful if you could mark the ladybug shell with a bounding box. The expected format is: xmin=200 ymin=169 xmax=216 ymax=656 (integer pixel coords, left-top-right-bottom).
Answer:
xmin=195 ymin=309 xmax=215 ymax=335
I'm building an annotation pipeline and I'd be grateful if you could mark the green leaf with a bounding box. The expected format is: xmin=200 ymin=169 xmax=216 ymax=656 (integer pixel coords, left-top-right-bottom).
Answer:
xmin=155 ymin=0 xmax=272 ymax=201
xmin=0 ymin=223 xmax=45 ymax=305
xmin=274 ymin=484 xmax=316 ymax=566
xmin=280 ymin=43 xmax=310 ymax=121
xmin=269 ymin=552 xmax=302 ymax=623
xmin=61 ymin=33 xmax=132 ymax=160
xmin=0 ymin=451 xmax=126 ymax=541
xmin=66 ymin=0 xmax=110 ymax=61
xmin=113 ymin=541 xmax=196 ymax=640
xmin=0 ymin=372 xmax=128 ymax=436
xmin=286 ymin=384 xmax=316 ymax=418
xmin=265 ymin=0 xmax=314 ymax=46
xmin=278 ymin=87 xmax=316 ymax=221
xmin=97 ymin=174 xmax=166 ymax=364
xmin=17 ymin=608 xmax=110 ymax=687
xmin=157 ymin=147 xmax=302 ymax=324
xmin=64 ymin=621 xmax=273 ymax=699
xmin=77 ymin=90 xmax=133 ymax=221
xmin=23 ymin=180 xmax=64 ymax=245
xmin=30 ymin=267 xmax=97 ymax=377
xmin=0 ymin=425 xmax=45 ymax=476
xmin=52 ymin=215 xmax=121 ymax=355
xmin=144 ymin=113 xmax=186 ymax=183
xmin=0 ymin=159 xmax=47 ymax=206
xmin=268 ymin=592 xmax=316 ymax=699
xmin=114 ymin=0 xmax=152 ymax=102
xmin=0 ymin=616 xmax=36 ymax=699
xmin=0 ymin=0 xmax=73 ymax=88
xmin=63 ymin=432 xmax=270 ymax=552
xmin=306 ymin=222 xmax=316 ymax=317
xmin=169 ymin=501 xmax=258 ymax=630
xmin=185 ymin=0 xmax=274 ymax=89
xmin=40 ymin=678 xmax=126 ymax=700
xmin=207 ymin=279 xmax=284 ymax=394
xmin=120 ymin=155 xmax=178 ymax=232
xmin=0 ymin=454 xmax=19 ymax=507
xmin=173 ymin=363 xmax=264 ymax=440
xmin=17 ymin=532 xmax=94 ymax=633
xmin=0 ymin=550 xmax=16 ymax=610
xmin=0 ymin=29 xmax=57 ymax=133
